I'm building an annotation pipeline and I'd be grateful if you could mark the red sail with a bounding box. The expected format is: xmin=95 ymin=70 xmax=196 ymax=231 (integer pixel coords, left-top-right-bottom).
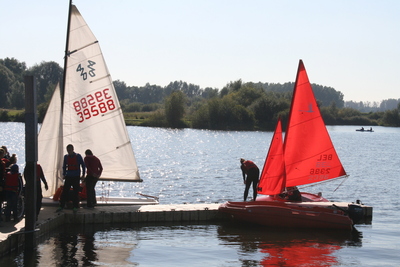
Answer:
xmin=283 ymin=60 xmax=346 ymax=187
xmin=258 ymin=117 xmax=286 ymax=195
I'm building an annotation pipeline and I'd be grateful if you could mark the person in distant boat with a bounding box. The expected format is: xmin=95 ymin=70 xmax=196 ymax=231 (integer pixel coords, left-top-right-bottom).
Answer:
xmin=57 ymin=144 xmax=86 ymax=213
xmin=240 ymin=158 xmax=260 ymax=201
xmin=83 ymin=149 xmax=103 ymax=209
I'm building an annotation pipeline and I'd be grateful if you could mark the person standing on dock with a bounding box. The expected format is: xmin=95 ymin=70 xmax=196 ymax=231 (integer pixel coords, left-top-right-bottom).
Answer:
xmin=84 ymin=149 xmax=103 ymax=209
xmin=240 ymin=158 xmax=260 ymax=201
xmin=0 ymin=148 xmax=6 ymax=223
xmin=23 ymin=163 xmax=48 ymax=218
xmin=57 ymin=144 xmax=85 ymax=213
xmin=4 ymin=154 xmax=23 ymax=222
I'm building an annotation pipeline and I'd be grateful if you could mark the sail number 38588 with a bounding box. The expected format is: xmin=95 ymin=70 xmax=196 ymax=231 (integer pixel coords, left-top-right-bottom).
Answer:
xmin=73 ymin=88 xmax=116 ymax=123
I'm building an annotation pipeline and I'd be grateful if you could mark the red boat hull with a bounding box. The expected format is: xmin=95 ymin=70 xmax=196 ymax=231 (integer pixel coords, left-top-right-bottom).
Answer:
xmin=256 ymin=192 xmax=330 ymax=202
xmin=219 ymin=201 xmax=353 ymax=230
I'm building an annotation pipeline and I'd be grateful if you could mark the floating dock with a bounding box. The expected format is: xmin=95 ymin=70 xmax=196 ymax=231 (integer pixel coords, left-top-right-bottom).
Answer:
xmin=0 ymin=202 xmax=372 ymax=257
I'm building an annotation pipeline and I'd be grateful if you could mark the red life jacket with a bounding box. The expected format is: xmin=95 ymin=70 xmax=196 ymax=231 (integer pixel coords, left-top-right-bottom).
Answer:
xmin=5 ymin=172 xmax=19 ymax=192
xmin=67 ymin=155 xmax=79 ymax=171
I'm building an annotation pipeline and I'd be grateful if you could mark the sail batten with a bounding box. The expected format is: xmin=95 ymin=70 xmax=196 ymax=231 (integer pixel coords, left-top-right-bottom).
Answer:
xmin=38 ymin=4 xmax=141 ymax=197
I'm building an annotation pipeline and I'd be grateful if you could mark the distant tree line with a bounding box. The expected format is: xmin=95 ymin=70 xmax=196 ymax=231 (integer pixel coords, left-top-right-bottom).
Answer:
xmin=1 ymin=57 xmax=400 ymax=129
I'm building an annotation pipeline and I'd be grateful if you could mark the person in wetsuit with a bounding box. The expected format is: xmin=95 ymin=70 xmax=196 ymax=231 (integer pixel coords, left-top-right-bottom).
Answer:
xmin=240 ymin=158 xmax=260 ymax=201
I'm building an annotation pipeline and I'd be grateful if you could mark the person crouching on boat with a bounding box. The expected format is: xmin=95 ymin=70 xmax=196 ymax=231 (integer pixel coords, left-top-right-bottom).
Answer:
xmin=240 ymin=158 xmax=260 ymax=201
xmin=56 ymin=144 xmax=86 ymax=213
xmin=280 ymin=186 xmax=302 ymax=202
xmin=83 ymin=149 xmax=103 ymax=209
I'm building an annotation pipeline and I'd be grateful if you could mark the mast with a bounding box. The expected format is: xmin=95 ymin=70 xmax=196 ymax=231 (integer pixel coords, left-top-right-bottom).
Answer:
xmin=61 ymin=0 xmax=73 ymax=109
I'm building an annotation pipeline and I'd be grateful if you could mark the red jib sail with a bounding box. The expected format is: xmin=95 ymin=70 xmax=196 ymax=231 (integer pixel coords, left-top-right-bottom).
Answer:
xmin=284 ymin=60 xmax=346 ymax=187
xmin=258 ymin=117 xmax=286 ymax=195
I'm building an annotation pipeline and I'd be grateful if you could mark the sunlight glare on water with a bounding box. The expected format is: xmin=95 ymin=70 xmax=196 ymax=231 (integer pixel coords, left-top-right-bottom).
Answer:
xmin=1 ymin=123 xmax=400 ymax=266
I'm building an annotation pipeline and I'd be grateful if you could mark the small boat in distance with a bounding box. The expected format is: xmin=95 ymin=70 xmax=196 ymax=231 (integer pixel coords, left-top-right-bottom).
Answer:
xmin=38 ymin=2 xmax=158 ymax=205
xmin=219 ymin=60 xmax=365 ymax=229
xmin=356 ymin=127 xmax=374 ymax=132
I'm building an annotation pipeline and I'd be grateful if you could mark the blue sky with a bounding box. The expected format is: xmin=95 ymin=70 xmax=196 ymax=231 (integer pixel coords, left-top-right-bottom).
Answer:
xmin=1 ymin=0 xmax=399 ymax=103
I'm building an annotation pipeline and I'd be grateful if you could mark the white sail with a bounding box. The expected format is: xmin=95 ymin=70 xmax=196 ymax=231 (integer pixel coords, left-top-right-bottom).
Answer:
xmin=38 ymin=5 xmax=141 ymax=197
xmin=38 ymin=84 xmax=64 ymax=197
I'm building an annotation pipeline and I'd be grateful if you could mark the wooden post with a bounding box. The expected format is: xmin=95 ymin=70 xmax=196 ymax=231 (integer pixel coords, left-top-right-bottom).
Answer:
xmin=24 ymin=76 xmax=37 ymax=251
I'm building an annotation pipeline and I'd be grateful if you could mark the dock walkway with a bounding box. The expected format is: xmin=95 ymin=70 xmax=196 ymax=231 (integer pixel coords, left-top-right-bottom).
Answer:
xmin=0 ymin=203 xmax=224 ymax=257
xmin=0 ymin=202 xmax=372 ymax=257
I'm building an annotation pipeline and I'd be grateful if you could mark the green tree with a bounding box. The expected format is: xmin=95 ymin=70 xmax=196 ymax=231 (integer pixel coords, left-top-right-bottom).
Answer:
xmin=0 ymin=57 xmax=26 ymax=80
xmin=26 ymin=61 xmax=63 ymax=105
xmin=165 ymin=91 xmax=186 ymax=128
xmin=0 ymin=64 xmax=15 ymax=107
xmin=382 ymin=109 xmax=400 ymax=126
xmin=6 ymin=80 xmax=25 ymax=109
xmin=231 ymin=84 xmax=263 ymax=107
xmin=249 ymin=93 xmax=289 ymax=129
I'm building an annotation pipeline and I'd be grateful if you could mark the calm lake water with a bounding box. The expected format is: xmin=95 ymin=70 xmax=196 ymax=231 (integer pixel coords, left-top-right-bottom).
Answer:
xmin=0 ymin=122 xmax=399 ymax=266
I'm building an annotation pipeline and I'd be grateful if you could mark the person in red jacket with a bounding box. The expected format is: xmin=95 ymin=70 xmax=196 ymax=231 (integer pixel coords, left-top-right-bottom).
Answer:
xmin=0 ymin=148 xmax=6 ymax=223
xmin=83 ymin=149 xmax=103 ymax=208
xmin=240 ymin=158 xmax=260 ymax=201
xmin=4 ymin=154 xmax=23 ymax=222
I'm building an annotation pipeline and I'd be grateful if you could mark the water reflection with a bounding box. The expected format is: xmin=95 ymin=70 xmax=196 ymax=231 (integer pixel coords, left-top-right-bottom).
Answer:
xmin=0 ymin=222 xmax=363 ymax=266
xmin=43 ymin=224 xmax=137 ymax=266
xmin=217 ymin=223 xmax=362 ymax=267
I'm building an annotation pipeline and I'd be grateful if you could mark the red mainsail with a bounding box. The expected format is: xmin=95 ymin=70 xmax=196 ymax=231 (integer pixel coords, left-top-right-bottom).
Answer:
xmin=283 ymin=60 xmax=346 ymax=187
xmin=258 ymin=117 xmax=286 ymax=195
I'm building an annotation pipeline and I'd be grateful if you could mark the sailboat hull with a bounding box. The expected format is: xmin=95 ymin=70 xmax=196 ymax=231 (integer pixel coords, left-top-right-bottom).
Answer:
xmin=219 ymin=201 xmax=353 ymax=230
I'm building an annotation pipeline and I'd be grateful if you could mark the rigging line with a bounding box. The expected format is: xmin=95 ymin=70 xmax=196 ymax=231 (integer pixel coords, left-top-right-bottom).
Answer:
xmin=67 ymin=41 xmax=99 ymax=56
xmin=297 ymin=175 xmax=349 ymax=190
xmin=333 ymin=174 xmax=350 ymax=192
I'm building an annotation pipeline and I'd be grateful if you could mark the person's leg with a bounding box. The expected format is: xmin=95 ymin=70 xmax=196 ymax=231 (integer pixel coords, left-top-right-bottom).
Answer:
xmin=11 ymin=192 xmax=18 ymax=221
xmin=71 ymin=176 xmax=81 ymax=209
xmin=36 ymin=188 xmax=43 ymax=216
xmin=4 ymin=191 xmax=12 ymax=221
xmin=252 ymin=178 xmax=259 ymax=201
xmin=60 ymin=177 xmax=72 ymax=208
xmin=244 ymin=179 xmax=251 ymax=201
xmin=93 ymin=178 xmax=99 ymax=206
xmin=86 ymin=176 xmax=94 ymax=207
xmin=249 ymin=168 xmax=260 ymax=201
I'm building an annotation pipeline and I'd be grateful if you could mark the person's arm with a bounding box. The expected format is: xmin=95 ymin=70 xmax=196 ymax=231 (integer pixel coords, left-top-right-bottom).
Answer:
xmin=241 ymin=165 xmax=246 ymax=182
xmin=62 ymin=155 xmax=67 ymax=177
xmin=79 ymin=155 xmax=86 ymax=178
xmin=97 ymin=158 xmax=103 ymax=177
xmin=39 ymin=165 xmax=48 ymax=190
